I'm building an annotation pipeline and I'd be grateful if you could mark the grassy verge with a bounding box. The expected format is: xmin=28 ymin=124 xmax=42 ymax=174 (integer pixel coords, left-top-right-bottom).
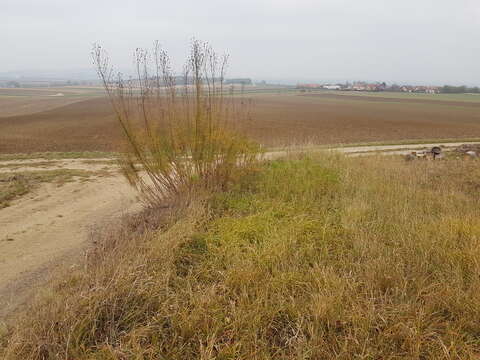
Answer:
xmin=2 ymin=154 xmax=480 ymax=358
xmin=0 ymin=151 xmax=118 ymax=162
xmin=0 ymin=161 xmax=59 ymax=170
xmin=267 ymin=138 xmax=480 ymax=153
xmin=0 ymin=160 xmax=118 ymax=171
xmin=333 ymin=137 xmax=480 ymax=148
xmin=0 ymin=169 xmax=96 ymax=208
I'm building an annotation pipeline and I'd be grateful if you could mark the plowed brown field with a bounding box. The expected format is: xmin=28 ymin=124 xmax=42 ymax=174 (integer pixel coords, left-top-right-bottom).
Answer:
xmin=2 ymin=92 xmax=480 ymax=153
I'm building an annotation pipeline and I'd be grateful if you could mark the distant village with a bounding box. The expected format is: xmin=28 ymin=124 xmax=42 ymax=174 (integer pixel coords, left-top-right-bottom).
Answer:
xmin=296 ymin=82 xmax=480 ymax=94
xmin=2 ymin=76 xmax=479 ymax=95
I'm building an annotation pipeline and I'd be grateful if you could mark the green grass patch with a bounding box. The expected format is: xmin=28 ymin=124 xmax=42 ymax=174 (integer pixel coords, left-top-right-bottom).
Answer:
xmin=0 ymin=151 xmax=118 ymax=161
xmin=334 ymin=137 xmax=480 ymax=148
xmin=267 ymin=138 xmax=480 ymax=154
xmin=0 ymin=161 xmax=59 ymax=170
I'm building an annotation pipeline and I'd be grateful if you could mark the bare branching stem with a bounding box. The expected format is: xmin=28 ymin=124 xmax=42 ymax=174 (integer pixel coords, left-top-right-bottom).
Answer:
xmin=92 ymin=40 xmax=259 ymax=206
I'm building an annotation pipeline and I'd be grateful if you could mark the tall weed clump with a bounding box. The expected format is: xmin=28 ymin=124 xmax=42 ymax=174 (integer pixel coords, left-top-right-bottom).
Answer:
xmin=93 ymin=40 xmax=259 ymax=205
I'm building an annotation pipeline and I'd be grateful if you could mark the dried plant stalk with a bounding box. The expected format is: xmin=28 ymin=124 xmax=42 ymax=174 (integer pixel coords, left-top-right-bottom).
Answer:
xmin=92 ymin=40 xmax=259 ymax=206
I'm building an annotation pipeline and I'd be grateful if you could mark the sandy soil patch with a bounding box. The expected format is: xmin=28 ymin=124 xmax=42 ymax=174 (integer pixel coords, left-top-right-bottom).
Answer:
xmin=0 ymin=160 xmax=138 ymax=320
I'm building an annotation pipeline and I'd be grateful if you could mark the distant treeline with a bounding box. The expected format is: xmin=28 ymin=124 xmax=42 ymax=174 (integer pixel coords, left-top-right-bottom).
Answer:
xmin=0 ymin=77 xmax=253 ymax=88
xmin=0 ymin=80 xmax=100 ymax=88
xmin=161 ymin=77 xmax=252 ymax=86
xmin=158 ymin=76 xmax=252 ymax=85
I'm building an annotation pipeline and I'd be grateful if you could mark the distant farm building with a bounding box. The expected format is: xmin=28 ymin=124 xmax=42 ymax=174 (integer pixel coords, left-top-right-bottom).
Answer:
xmin=401 ymin=86 xmax=439 ymax=94
xmin=296 ymin=84 xmax=342 ymax=90
xmin=348 ymin=82 xmax=386 ymax=92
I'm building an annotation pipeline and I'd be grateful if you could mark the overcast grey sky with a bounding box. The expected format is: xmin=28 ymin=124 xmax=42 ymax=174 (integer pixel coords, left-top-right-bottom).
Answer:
xmin=2 ymin=0 xmax=479 ymax=84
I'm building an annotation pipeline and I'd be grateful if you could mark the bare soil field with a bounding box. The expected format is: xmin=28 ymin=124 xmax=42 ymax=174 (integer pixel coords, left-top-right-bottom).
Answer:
xmin=250 ymin=92 xmax=480 ymax=145
xmin=2 ymin=91 xmax=480 ymax=153
xmin=0 ymin=87 xmax=104 ymax=118
xmin=0 ymin=98 xmax=120 ymax=153
xmin=302 ymin=92 xmax=480 ymax=107
xmin=0 ymin=97 xmax=81 ymax=118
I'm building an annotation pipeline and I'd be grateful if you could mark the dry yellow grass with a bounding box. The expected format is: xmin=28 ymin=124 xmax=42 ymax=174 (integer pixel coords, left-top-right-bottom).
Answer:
xmin=0 ymin=169 xmax=95 ymax=208
xmin=1 ymin=153 xmax=480 ymax=359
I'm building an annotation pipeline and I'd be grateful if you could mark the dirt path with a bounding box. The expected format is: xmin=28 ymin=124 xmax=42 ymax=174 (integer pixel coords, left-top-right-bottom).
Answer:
xmin=333 ymin=141 xmax=480 ymax=154
xmin=0 ymin=163 xmax=139 ymax=320
xmin=265 ymin=141 xmax=480 ymax=159
xmin=0 ymin=158 xmax=115 ymax=173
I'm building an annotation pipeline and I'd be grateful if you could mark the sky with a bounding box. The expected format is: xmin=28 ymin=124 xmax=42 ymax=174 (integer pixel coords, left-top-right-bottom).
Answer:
xmin=1 ymin=0 xmax=480 ymax=85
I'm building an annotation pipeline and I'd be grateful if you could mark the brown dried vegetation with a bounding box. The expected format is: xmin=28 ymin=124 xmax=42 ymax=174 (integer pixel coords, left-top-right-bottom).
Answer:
xmin=2 ymin=154 xmax=480 ymax=359
xmin=92 ymin=40 xmax=259 ymax=205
